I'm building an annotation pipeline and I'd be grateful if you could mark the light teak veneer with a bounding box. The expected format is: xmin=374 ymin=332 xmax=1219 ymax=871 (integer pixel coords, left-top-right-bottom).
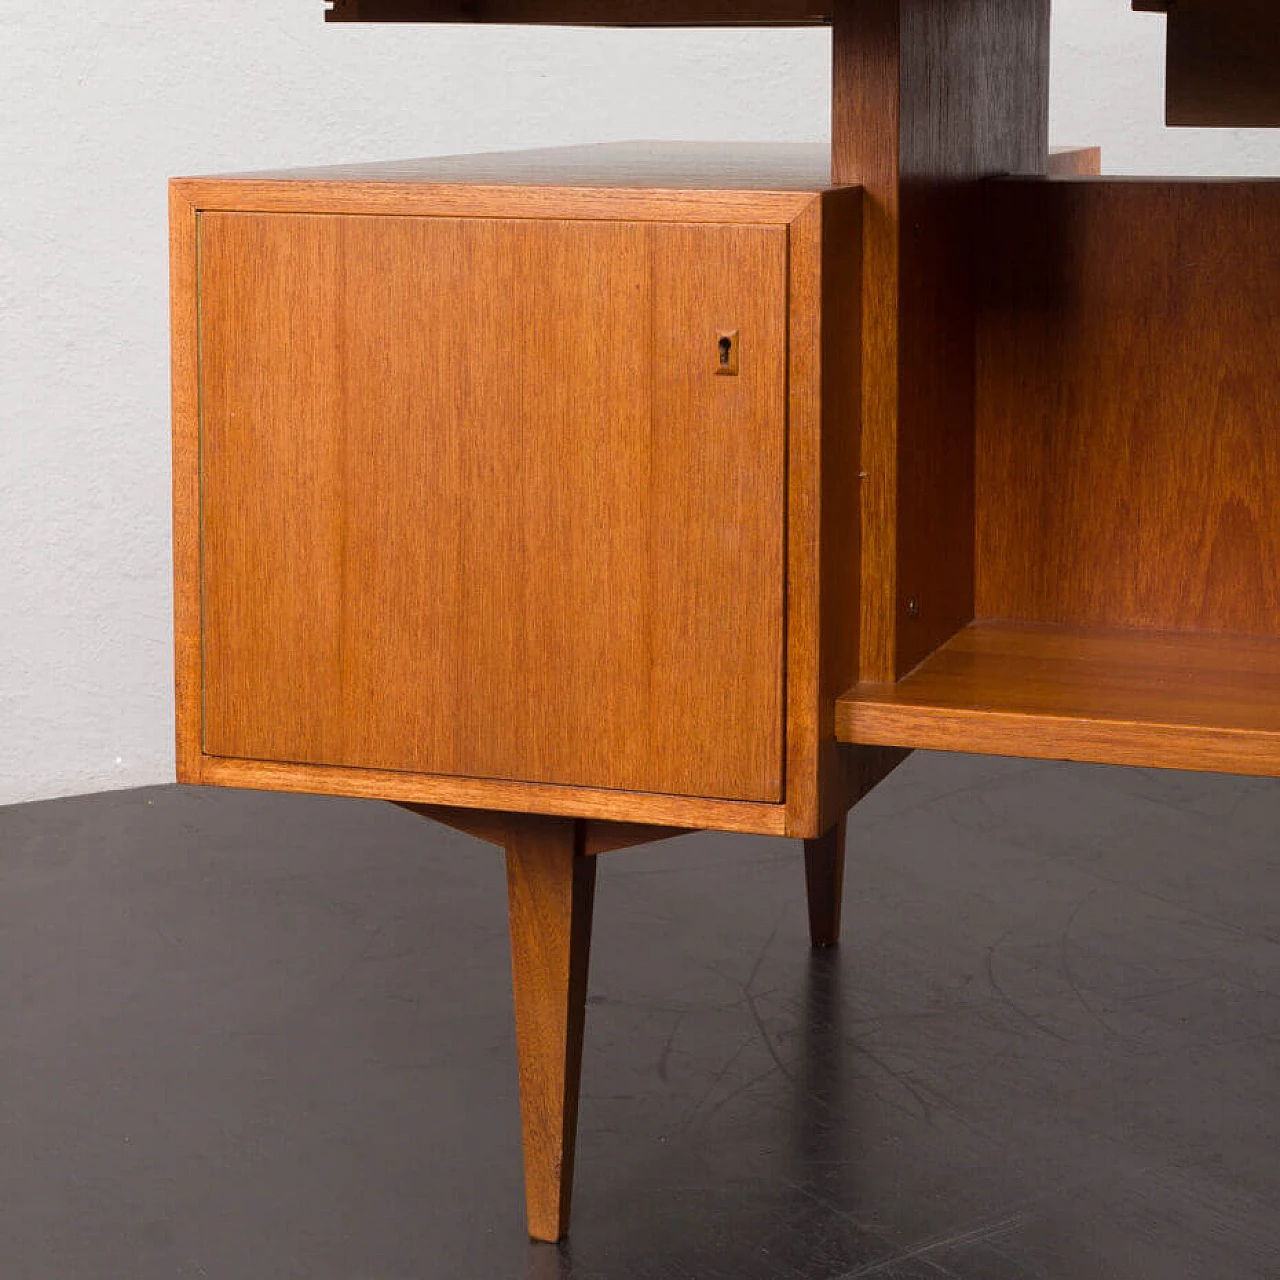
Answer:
xmin=172 ymin=146 xmax=890 ymax=843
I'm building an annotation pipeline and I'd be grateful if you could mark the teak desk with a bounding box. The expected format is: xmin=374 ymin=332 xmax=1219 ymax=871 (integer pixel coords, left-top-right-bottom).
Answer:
xmin=171 ymin=0 xmax=1280 ymax=1243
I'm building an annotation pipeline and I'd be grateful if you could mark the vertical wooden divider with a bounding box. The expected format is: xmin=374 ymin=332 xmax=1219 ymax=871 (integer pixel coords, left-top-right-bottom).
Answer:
xmin=831 ymin=0 xmax=1051 ymax=680
xmin=505 ymin=815 xmax=597 ymax=1242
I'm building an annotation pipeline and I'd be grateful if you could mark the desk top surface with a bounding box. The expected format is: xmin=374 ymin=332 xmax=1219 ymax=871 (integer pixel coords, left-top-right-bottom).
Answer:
xmin=196 ymin=142 xmax=845 ymax=191
xmin=188 ymin=140 xmax=1110 ymax=191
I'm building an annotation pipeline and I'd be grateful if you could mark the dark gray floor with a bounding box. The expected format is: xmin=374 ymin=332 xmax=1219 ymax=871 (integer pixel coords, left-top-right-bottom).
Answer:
xmin=1 ymin=754 xmax=1278 ymax=1279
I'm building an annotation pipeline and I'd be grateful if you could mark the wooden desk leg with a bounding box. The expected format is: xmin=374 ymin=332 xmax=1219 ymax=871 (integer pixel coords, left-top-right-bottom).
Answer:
xmin=505 ymin=815 xmax=596 ymax=1243
xmin=803 ymin=814 xmax=848 ymax=948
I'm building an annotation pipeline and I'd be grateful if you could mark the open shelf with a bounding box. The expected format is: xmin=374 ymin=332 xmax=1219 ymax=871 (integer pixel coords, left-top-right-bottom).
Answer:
xmin=836 ymin=623 xmax=1280 ymax=777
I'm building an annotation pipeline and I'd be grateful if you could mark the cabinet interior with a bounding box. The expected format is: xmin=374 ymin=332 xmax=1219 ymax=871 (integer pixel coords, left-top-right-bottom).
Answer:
xmin=838 ymin=176 xmax=1280 ymax=774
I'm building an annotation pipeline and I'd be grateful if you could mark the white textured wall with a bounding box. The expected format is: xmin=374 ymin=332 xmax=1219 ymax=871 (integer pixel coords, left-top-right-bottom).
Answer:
xmin=2 ymin=1 xmax=1278 ymax=805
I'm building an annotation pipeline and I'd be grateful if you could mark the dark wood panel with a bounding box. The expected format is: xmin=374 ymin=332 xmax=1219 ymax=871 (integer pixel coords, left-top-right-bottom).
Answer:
xmin=976 ymin=180 xmax=1280 ymax=635
xmin=198 ymin=211 xmax=787 ymax=801
xmin=327 ymin=0 xmax=828 ymax=23
xmin=1140 ymin=0 xmax=1280 ymax=128
xmin=837 ymin=622 xmax=1280 ymax=778
xmin=831 ymin=0 xmax=1050 ymax=681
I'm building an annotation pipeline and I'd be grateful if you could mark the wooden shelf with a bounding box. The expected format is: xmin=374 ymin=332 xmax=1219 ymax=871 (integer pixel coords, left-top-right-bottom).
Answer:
xmin=1136 ymin=0 xmax=1280 ymax=127
xmin=836 ymin=623 xmax=1280 ymax=777
xmin=325 ymin=0 xmax=830 ymax=25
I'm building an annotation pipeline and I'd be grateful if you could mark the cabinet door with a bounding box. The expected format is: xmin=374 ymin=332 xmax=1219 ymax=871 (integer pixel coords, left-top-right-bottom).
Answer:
xmin=198 ymin=212 xmax=787 ymax=802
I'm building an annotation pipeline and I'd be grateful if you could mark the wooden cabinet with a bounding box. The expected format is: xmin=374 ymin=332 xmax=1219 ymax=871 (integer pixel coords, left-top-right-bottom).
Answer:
xmin=171 ymin=0 xmax=1280 ymax=1248
xmin=171 ymin=157 xmax=883 ymax=1239
xmin=172 ymin=146 xmax=868 ymax=839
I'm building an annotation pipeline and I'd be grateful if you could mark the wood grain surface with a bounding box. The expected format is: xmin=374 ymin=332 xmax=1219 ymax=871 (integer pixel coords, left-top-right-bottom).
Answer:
xmin=173 ymin=160 xmax=883 ymax=834
xmin=198 ymin=210 xmax=787 ymax=802
xmin=1047 ymin=146 xmax=1102 ymax=177
xmin=197 ymin=755 xmax=790 ymax=832
xmin=504 ymin=816 xmax=596 ymax=1242
xmin=837 ymin=622 xmax=1280 ymax=777
xmin=171 ymin=183 xmax=798 ymax=839
xmin=832 ymin=0 xmax=1050 ymax=682
xmin=175 ymin=180 xmax=819 ymax=227
xmin=977 ymin=180 xmax=1280 ymax=636
xmin=170 ymin=186 xmax=203 ymax=782
xmin=784 ymin=191 xmax=881 ymax=834
xmin=784 ymin=190 xmax=906 ymax=834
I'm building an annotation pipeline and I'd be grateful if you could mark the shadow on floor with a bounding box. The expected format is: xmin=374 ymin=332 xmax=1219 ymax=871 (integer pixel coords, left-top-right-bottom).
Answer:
xmin=1 ymin=752 xmax=1278 ymax=1278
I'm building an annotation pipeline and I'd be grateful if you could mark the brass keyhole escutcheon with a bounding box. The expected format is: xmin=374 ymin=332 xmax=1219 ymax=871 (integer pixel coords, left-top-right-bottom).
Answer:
xmin=715 ymin=330 xmax=739 ymax=376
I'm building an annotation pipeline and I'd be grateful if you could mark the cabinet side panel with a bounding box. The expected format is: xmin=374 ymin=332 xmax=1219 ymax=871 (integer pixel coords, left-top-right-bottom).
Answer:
xmin=818 ymin=191 xmax=863 ymax=746
xmin=787 ymin=190 xmax=906 ymax=837
xmin=785 ymin=201 xmax=825 ymax=832
xmin=170 ymin=186 xmax=203 ymax=782
xmin=819 ymin=193 xmax=909 ymax=822
xmin=786 ymin=192 xmax=878 ymax=836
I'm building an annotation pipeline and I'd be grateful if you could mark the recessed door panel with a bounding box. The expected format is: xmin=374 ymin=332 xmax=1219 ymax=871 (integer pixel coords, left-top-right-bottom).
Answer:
xmin=198 ymin=211 xmax=786 ymax=801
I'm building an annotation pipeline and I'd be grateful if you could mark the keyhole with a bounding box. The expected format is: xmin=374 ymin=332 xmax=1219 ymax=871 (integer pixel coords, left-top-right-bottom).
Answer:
xmin=715 ymin=330 xmax=739 ymax=376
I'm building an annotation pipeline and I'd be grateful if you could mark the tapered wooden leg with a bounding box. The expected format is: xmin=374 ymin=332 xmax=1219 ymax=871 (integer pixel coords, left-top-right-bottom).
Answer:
xmin=804 ymin=814 xmax=848 ymax=948
xmin=505 ymin=816 xmax=596 ymax=1243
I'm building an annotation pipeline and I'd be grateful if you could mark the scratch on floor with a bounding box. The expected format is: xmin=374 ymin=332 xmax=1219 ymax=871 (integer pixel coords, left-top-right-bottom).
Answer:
xmin=743 ymin=985 xmax=797 ymax=1086
xmin=985 ymin=926 xmax=1072 ymax=1043
xmin=833 ymin=1214 xmax=1031 ymax=1278
xmin=682 ymin=1031 xmax=758 ymax=1125
xmin=847 ymin=1039 xmax=935 ymax=1127
xmin=656 ymin=1010 xmax=685 ymax=1083
xmin=744 ymin=904 xmax=790 ymax=996
xmin=1059 ymin=891 xmax=1132 ymax=1043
